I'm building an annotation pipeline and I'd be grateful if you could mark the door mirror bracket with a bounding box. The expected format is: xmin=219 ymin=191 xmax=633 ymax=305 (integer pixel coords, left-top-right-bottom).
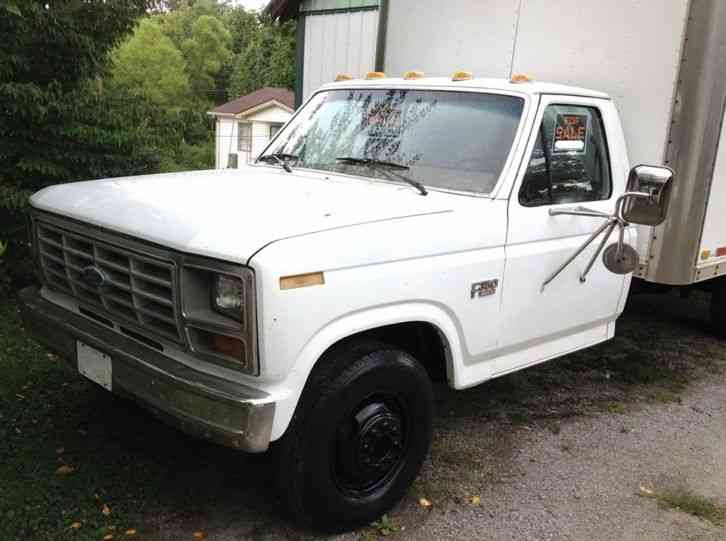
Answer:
xmin=541 ymin=165 xmax=674 ymax=291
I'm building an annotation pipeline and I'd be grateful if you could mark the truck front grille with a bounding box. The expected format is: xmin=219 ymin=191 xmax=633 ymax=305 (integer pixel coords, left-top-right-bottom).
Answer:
xmin=36 ymin=220 xmax=183 ymax=344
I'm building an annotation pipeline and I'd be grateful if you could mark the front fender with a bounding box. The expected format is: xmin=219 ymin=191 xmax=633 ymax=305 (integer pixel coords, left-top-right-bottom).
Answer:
xmin=268 ymin=301 xmax=470 ymax=441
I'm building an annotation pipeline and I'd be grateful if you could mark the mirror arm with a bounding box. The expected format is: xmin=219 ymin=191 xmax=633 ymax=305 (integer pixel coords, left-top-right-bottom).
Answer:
xmin=541 ymin=217 xmax=618 ymax=292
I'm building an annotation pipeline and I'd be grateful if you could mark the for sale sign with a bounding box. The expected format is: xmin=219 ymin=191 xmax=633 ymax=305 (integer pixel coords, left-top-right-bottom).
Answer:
xmin=553 ymin=114 xmax=588 ymax=153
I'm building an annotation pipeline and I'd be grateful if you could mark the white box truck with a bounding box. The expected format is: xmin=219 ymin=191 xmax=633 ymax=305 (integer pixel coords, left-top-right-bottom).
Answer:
xmin=17 ymin=0 xmax=726 ymax=532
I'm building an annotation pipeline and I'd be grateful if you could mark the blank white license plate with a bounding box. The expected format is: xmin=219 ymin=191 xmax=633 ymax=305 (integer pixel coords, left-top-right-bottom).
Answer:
xmin=77 ymin=341 xmax=112 ymax=391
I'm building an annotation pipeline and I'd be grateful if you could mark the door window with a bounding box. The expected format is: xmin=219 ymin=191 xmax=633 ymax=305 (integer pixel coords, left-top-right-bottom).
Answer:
xmin=519 ymin=104 xmax=611 ymax=206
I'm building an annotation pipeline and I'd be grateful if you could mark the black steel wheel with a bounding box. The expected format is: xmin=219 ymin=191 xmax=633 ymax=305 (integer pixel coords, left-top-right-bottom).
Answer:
xmin=274 ymin=340 xmax=433 ymax=532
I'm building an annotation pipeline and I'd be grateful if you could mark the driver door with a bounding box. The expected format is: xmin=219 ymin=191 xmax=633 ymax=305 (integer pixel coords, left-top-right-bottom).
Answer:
xmin=495 ymin=95 xmax=629 ymax=376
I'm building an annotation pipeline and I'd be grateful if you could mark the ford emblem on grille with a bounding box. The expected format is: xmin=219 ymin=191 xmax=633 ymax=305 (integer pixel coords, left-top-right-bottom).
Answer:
xmin=80 ymin=266 xmax=107 ymax=289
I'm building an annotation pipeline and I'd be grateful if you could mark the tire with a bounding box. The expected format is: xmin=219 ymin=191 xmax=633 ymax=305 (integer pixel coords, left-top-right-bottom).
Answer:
xmin=710 ymin=278 xmax=726 ymax=336
xmin=274 ymin=340 xmax=434 ymax=532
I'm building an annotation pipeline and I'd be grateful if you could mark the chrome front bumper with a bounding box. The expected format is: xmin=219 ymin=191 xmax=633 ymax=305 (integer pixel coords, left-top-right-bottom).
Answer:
xmin=18 ymin=287 xmax=274 ymax=452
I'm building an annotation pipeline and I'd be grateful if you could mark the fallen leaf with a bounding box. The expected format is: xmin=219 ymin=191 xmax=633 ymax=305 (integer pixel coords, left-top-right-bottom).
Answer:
xmin=102 ymin=504 xmax=111 ymax=516
xmin=470 ymin=495 xmax=481 ymax=505
xmin=639 ymin=486 xmax=655 ymax=497
xmin=15 ymin=393 xmax=25 ymax=400
xmin=193 ymin=531 xmax=207 ymax=540
xmin=56 ymin=465 xmax=74 ymax=476
xmin=125 ymin=529 xmax=137 ymax=536
xmin=70 ymin=522 xmax=82 ymax=530
xmin=103 ymin=535 xmax=114 ymax=541
xmin=418 ymin=497 xmax=432 ymax=509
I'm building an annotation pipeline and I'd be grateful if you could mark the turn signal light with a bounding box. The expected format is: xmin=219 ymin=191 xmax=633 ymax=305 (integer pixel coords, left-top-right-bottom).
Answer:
xmin=452 ymin=70 xmax=473 ymax=81
xmin=335 ymin=73 xmax=353 ymax=82
xmin=212 ymin=334 xmax=245 ymax=359
xmin=510 ymin=73 xmax=532 ymax=83
xmin=403 ymin=70 xmax=425 ymax=80
xmin=365 ymin=71 xmax=386 ymax=80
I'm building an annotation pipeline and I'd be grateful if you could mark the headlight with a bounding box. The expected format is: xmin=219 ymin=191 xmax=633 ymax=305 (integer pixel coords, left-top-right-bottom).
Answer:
xmin=213 ymin=274 xmax=244 ymax=321
xmin=181 ymin=259 xmax=258 ymax=375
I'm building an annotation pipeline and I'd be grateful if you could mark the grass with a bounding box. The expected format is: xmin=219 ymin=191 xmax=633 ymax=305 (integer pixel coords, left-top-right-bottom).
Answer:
xmin=641 ymin=486 xmax=726 ymax=525
xmin=0 ymin=297 xmax=281 ymax=540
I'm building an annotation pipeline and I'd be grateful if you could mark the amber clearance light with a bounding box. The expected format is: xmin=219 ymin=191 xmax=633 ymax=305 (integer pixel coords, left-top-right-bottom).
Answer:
xmin=280 ymin=272 xmax=325 ymax=290
xmin=452 ymin=70 xmax=473 ymax=82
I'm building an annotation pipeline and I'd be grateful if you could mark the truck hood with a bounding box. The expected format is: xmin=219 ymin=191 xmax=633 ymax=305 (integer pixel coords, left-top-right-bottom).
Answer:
xmin=30 ymin=167 xmax=454 ymax=263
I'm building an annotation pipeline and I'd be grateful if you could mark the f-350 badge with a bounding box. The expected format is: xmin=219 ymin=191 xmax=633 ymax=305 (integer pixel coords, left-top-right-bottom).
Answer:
xmin=471 ymin=279 xmax=498 ymax=299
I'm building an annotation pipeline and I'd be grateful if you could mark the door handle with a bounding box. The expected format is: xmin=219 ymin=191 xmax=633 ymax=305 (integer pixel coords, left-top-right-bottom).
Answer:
xmin=548 ymin=206 xmax=610 ymax=218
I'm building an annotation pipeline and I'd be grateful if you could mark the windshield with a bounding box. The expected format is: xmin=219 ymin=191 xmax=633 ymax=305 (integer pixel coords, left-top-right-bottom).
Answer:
xmin=261 ymin=89 xmax=525 ymax=194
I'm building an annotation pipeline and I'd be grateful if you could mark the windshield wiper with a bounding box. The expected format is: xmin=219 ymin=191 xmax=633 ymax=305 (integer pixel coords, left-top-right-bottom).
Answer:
xmin=336 ymin=156 xmax=428 ymax=196
xmin=258 ymin=152 xmax=297 ymax=173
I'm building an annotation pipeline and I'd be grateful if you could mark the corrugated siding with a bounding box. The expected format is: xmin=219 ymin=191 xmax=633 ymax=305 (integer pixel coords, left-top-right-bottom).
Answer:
xmin=301 ymin=0 xmax=378 ymax=13
xmin=302 ymin=9 xmax=379 ymax=100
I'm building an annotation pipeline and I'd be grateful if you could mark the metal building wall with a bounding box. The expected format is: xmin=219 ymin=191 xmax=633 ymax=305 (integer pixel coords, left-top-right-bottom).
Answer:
xmin=302 ymin=9 xmax=379 ymax=100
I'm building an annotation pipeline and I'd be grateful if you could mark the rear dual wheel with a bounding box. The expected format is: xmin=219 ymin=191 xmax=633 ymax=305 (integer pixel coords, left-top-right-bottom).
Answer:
xmin=274 ymin=341 xmax=433 ymax=532
xmin=710 ymin=278 xmax=726 ymax=336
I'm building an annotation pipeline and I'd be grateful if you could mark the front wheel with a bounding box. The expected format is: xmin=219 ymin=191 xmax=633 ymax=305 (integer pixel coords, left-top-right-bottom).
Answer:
xmin=275 ymin=341 xmax=434 ymax=532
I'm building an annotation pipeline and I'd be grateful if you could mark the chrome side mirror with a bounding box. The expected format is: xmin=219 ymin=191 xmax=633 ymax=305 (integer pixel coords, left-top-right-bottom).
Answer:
xmin=620 ymin=165 xmax=674 ymax=226
xmin=541 ymin=165 xmax=675 ymax=290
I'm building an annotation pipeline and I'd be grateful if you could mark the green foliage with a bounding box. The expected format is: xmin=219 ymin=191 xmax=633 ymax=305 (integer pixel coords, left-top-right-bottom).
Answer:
xmin=112 ymin=19 xmax=193 ymax=110
xmin=156 ymin=1 xmax=233 ymax=104
xmin=228 ymin=19 xmax=296 ymax=97
xmin=0 ymin=0 xmax=151 ymax=293
xmin=1 ymin=0 xmax=296 ymax=294
xmin=181 ymin=15 xmax=232 ymax=103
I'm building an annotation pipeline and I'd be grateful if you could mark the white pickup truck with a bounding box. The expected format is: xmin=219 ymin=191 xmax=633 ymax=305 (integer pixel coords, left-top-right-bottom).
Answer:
xmin=21 ymin=74 xmax=674 ymax=530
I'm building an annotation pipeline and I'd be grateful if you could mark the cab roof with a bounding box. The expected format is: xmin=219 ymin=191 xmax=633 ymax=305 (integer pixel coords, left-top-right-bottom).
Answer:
xmin=317 ymin=77 xmax=610 ymax=100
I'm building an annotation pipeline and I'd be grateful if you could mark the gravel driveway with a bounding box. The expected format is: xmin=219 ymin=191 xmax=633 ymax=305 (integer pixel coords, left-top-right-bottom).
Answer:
xmin=143 ymin=291 xmax=726 ymax=541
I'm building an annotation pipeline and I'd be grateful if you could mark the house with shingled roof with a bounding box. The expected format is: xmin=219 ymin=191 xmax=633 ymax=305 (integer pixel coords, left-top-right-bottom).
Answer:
xmin=208 ymin=87 xmax=295 ymax=169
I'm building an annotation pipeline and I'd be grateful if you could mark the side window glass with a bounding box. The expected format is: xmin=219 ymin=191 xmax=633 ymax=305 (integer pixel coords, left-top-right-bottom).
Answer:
xmin=519 ymin=104 xmax=611 ymax=206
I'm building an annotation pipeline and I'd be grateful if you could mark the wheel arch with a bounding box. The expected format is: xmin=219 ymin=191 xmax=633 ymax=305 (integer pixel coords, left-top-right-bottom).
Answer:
xmin=269 ymin=302 xmax=465 ymax=441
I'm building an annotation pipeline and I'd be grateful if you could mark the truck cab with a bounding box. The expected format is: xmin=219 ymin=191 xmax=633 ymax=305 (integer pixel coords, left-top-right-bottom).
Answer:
xmin=20 ymin=73 xmax=672 ymax=531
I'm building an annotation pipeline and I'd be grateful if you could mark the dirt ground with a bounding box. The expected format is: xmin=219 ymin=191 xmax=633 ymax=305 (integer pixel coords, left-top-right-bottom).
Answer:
xmin=126 ymin=291 xmax=726 ymax=541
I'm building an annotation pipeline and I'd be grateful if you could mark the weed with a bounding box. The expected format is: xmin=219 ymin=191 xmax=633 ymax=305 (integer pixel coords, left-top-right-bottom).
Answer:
xmin=607 ymin=403 xmax=627 ymax=414
xmin=371 ymin=514 xmax=400 ymax=536
xmin=641 ymin=486 xmax=725 ymax=525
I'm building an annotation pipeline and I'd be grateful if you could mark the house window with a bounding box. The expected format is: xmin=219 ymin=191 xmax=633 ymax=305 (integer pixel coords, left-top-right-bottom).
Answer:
xmin=238 ymin=122 xmax=252 ymax=152
xmin=269 ymin=123 xmax=284 ymax=139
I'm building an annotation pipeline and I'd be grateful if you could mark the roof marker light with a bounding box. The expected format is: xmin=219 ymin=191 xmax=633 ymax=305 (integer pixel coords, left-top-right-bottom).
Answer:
xmin=335 ymin=73 xmax=353 ymax=82
xmin=452 ymin=71 xmax=473 ymax=82
xmin=365 ymin=71 xmax=386 ymax=80
xmin=510 ymin=73 xmax=533 ymax=83
xmin=403 ymin=70 xmax=425 ymax=80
